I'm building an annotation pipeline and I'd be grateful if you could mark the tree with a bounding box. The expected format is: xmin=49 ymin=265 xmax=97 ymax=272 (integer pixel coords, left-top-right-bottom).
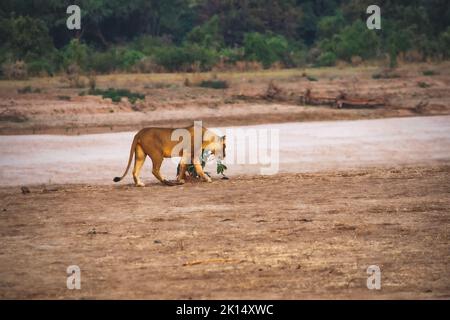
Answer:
xmin=243 ymin=32 xmax=289 ymax=68
xmin=0 ymin=16 xmax=54 ymax=60
xmin=186 ymin=15 xmax=224 ymax=49
xmin=321 ymin=20 xmax=380 ymax=62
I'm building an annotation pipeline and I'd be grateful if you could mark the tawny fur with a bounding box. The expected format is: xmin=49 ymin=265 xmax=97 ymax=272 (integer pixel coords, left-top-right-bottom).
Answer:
xmin=113 ymin=125 xmax=225 ymax=187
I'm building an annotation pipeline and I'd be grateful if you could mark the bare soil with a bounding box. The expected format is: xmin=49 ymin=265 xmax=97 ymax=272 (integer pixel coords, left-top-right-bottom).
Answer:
xmin=0 ymin=165 xmax=449 ymax=299
xmin=0 ymin=63 xmax=449 ymax=300
xmin=1 ymin=63 xmax=450 ymax=135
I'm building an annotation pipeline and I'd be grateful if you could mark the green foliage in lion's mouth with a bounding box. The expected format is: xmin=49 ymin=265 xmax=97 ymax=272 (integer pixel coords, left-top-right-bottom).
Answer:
xmin=216 ymin=161 xmax=227 ymax=175
xmin=183 ymin=150 xmax=228 ymax=178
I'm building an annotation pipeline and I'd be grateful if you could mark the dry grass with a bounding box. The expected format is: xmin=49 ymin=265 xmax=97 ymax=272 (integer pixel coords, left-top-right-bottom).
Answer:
xmin=2 ymin=62 xmax=449 ymax=92
xmin=1 ymin=61 xmax=450 ymax=135
xmin=0 ymin=62 xmax=450 ymax=89
xmin=0 ymin=65 xmax=382 ymax=91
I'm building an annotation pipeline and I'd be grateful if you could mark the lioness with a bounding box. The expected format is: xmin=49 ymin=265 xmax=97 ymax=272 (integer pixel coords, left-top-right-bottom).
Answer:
xmin=113 ymin=125 xmax=226 ymax=186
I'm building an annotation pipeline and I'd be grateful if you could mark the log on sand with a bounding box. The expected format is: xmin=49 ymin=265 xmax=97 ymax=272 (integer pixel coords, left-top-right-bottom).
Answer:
xmin=302 ymin=89 xmax=385 ymax=109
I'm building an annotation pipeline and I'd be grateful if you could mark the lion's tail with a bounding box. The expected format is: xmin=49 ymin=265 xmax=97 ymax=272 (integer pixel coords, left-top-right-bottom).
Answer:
xmin=113 ymin=134 xmax=139 ymax=183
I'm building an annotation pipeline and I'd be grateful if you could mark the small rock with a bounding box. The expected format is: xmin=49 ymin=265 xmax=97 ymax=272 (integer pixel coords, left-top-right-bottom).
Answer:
xmin=21 ymin=186 xmax=30 ymax=194
xmin=43 ymin=186 xmax=58 ymax=193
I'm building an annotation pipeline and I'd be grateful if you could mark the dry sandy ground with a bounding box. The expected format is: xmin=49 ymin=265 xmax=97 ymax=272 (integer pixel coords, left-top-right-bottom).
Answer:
xmin=0 ymin=116 xmax=449 ymax=299
xmin=0 ymin=64 xmax=449 ymax=299
xmin=1 ymin=116 xmax=449 ymax=186
xmin=0 ymin=165 xmax=449 ymax=299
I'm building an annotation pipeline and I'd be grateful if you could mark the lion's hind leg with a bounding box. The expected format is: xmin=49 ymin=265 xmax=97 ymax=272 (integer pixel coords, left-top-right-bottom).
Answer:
xmin=149 ymin=153 xmax=177 ymax=186
xmin=176 ymin=153 xmax=190 ymax=184
xmin=132 ymin=144 xmax=146 ymax=187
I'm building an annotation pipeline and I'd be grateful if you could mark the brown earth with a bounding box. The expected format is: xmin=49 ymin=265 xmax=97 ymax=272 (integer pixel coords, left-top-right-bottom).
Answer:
xmin=0 ymin=63 xmax=449 ymax=299
xmin=0 ymin=165 xmax=449 ymax=299
xmin=1 ymin=63 xmax=450 ymax=135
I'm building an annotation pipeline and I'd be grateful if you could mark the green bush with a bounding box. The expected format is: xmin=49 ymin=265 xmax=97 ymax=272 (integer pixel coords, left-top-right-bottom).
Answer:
xmin=132 ymin=56 xmax=165 ymax=73
xmin=89 ymin=48 xmax=149 ymax=73
xmin=317 ymin=11 xmax=345 ymax=39
xmin=243 ymin=32 xmax=289 ymax=68
xmin=372 ymin=71 xmax=400 ymax=79
xmin=0 ymin=16 xmax=54 ymax=60
xmin=320 ymin=21 xmax=380 ymax=62
xmin=121 ymin=49 xmax=145 ymax=70
xmin=154 ymin=46 xmax=186 ymax=71
xmin=18 ymin=86 xmax=41 ymax=94
xmin=288 ymin=49 xmax=307 ymax=67
xmin=218 ymin=47 xmax=245 ymax=64
xmin=131 ymin=36 xmax=170 ymax=56
xmin=186 ymin=15 xmax=224 ymax=49
xmin=89 ymin=50 xmax=120 ymax=74
xmin=27 ymin=59 xmax=53 ymax=76
xmin=422 ymin=70 xmax=438 ymax=76
xmin=417 ymin=82 xmax=431 ymax=88
xmin=315 ymin=51 xmax=336 ymax=67
xmin=88 ymin=88 xmax=145 ymax=104
xmin=62 ymin=39 xmax=90 ymax=71
xmin=439 ymin=27 xmax=450 ymax=59
xmin=383 ymin=23 xmax=413 ymax=68
xmin=154 ymin=44 xmax=218 ymax=72
xmin=0 ymin=47 xmax=13 ymax=68
xmin=1 ymin=3 xmax=448 ymax=76
xmin=199 ymin=80 xmax=229 ymax=89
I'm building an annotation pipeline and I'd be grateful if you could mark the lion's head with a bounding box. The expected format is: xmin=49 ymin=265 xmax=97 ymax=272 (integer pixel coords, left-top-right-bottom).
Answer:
xmin=203 ymin=130 xmax=226 ymax=160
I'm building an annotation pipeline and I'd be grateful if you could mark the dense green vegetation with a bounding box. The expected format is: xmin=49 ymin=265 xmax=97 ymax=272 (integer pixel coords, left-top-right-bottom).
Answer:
xmin=82 ymin=88 xmax=145 ymax=103
xmin=1 ymin=0 xmax=449 ymax=78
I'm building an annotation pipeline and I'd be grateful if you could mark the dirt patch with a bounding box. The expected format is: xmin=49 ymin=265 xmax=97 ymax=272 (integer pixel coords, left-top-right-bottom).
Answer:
xmin=0 ymin=165 xmax=449 ymax=299
xmin=1 ymin=63 xmax=450 ymax=135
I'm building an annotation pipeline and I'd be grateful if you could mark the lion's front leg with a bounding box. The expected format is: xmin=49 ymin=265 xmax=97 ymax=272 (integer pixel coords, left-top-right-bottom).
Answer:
xmin=176 ymin=152 xmax=191 ymax=184
xmin=177 ymin=162 xmax=187 ymax=184
xmin=193 ymin=163 xmax=212 ymax=183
